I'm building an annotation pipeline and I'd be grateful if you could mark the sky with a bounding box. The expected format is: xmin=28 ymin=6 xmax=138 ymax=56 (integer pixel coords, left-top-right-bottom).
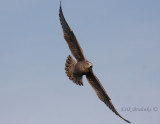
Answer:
xmin=0 ymin=0 xmax=160 ymax=124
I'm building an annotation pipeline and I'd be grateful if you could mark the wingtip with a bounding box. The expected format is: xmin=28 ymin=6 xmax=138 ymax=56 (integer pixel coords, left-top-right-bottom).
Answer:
xmin=126 ymin=120 xmax=131 ymax=124
xmin=59 ymin=1 xmax=62 ymax=17
xmin=60 ymin=1 xmax=62 ymax=9
xmin=115 ymin=111 xmax=131 ymax=123
xmin=119 ymin=115 xmax=131 ymax=123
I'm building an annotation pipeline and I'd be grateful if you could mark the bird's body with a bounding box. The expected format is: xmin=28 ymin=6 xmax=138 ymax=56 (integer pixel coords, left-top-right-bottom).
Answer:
xmin=59 ymin=2 xmax=131 ymax=123
xmin=65 ymin=55 xmax=92 ymax=86
xmin=74 ymin=61 xmax=92 ymax=75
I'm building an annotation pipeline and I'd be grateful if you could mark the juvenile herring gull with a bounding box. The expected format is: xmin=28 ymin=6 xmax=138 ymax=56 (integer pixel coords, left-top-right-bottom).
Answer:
xmin=59 ymin=2 xmax=131 ymax=123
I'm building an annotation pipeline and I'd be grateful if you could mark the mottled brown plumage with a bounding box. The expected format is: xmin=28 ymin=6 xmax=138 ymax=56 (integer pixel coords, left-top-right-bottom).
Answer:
xmin=86 ymin=70 xmax=130 ymax=123
xmin=59 ymin=3 xmax=85 ymax=62
xmin=59 ymin=2 xmax=131 ymax=123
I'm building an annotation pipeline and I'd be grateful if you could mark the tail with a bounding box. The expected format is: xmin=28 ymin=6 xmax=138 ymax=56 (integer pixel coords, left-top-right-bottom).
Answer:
xmin=65 ymin=55 xmax=76 ymax=80
xmin=65 ymin=55 xmax=83 ymax=86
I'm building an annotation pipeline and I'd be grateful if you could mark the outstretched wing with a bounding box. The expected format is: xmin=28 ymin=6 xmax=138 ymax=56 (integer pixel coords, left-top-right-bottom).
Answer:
xmin=59 ymin=3 xmax=85 ymax=62
xmin=86 ymin=70 xmax=131 ymax=123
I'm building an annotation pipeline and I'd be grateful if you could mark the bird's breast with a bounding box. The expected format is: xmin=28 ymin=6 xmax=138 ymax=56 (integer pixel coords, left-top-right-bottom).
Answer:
xmin=74 ymin=62 xmax=89 ymax=75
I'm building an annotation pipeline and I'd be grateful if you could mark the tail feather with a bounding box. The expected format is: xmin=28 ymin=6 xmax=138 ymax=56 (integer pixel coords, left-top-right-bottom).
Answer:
xmin=65 ymin=55 xmax=76 ymax=80
xmin=65 ymin=55 xmax=83 ymax=86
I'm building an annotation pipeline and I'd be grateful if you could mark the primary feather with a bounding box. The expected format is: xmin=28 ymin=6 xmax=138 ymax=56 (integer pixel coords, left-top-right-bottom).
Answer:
xmin=59 ymin=3 xmax=85 ymax=62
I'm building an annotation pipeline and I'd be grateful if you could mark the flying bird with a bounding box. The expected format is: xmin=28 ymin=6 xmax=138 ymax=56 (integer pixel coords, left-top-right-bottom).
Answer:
xmin=59 ymin=2 xmax=131 ymax=123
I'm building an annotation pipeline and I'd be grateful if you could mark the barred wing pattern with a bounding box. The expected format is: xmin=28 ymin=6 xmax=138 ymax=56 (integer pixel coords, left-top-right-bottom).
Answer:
xmin=59 ymin=3 xmax=85 ymax=62
xmin=86 ymin=71 xmax=131 ymax=123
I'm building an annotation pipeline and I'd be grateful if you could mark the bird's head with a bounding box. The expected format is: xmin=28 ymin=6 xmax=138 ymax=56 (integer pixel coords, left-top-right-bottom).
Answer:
xmin=86 ymin=61 xmax=93 ymax=70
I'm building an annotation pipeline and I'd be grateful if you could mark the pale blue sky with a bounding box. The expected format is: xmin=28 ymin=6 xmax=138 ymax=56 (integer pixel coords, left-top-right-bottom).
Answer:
xmin=0 ymin=0 xmax=160 ymax=124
